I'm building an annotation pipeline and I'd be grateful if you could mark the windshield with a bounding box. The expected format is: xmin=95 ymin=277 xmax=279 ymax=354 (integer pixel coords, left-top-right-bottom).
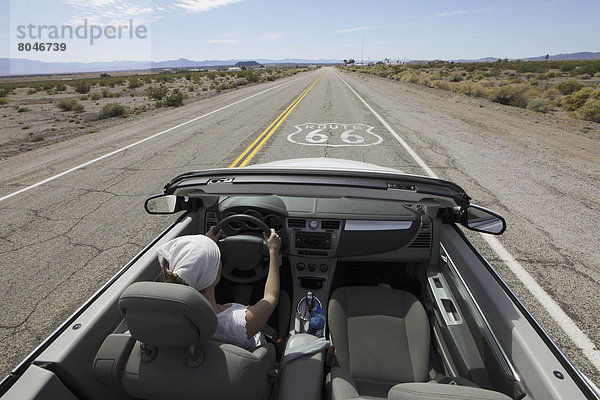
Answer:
xmin=1 ymin=0 xmax=599 ymax=388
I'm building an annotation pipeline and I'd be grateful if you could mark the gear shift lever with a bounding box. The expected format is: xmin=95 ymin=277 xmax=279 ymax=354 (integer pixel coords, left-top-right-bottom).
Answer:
xmin=305 ymin=291 xmax=314 ymax=318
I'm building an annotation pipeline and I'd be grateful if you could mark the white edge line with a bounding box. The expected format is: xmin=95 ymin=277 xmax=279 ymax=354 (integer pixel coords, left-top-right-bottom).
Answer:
xmin=334 ymin=70 xmax=439 ymax=179
xmin=0 ymin=74 xmax=310 ymax=203
xmin=334 ymin=69 xmax=600 ymax=373
xmin=481 ymin=234 xmax=600 ymax=371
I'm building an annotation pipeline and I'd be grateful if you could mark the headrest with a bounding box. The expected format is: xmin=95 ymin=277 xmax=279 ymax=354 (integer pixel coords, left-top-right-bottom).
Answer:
xmin=118 ymin=282 xmax=217 ymax=347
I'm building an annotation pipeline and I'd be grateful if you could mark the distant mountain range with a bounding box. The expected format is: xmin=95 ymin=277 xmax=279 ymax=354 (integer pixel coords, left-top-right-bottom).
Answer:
xmin=0 ymin=58 xmax=341 ymax=76
xmin=1 ymin=52 xmax=599 ymax=76
xmin=453 ymin=51 xmax=600 ymax=63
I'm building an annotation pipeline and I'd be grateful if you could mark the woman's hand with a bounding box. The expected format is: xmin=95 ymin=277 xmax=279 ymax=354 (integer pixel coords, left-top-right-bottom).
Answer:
xmin=247 ymin=228 xmax=281 ymax=338
xmin=205 ymin=226 xmax=222 ymax=243
xmin=263 ymin=228 xmax=281 ymax=254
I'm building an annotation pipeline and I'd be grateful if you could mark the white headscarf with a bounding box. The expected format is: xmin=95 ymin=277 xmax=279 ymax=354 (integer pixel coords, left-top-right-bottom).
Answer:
xmin=156 ymin=235 xmax=221 ymax=291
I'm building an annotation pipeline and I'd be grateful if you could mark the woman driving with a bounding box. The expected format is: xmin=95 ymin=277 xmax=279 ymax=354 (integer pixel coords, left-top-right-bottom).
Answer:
xmin=156 ymin=226 xmax=281 ymax=350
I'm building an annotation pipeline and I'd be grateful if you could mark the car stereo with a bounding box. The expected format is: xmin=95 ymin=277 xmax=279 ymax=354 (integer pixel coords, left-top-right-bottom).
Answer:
xmin=295 ymin=231 xmax=331 ymax=250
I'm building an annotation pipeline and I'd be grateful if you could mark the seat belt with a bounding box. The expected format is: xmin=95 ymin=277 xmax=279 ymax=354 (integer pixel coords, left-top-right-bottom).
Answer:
xmin=431 ymin=371 xmax=480 ymax=388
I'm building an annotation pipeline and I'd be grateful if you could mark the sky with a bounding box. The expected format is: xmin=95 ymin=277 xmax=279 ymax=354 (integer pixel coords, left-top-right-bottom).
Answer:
xmin=1 ymin=0 xmax=599 ymax=63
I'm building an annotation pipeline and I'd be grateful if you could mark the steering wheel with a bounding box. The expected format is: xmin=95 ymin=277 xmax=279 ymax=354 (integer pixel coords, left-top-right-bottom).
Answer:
xmin=215 ymin=214 xmax=271 ymax=284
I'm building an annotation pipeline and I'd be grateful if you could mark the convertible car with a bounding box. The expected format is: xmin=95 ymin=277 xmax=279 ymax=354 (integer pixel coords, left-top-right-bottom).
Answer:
xmin=1 ymin=158 xmax=598 ymax=400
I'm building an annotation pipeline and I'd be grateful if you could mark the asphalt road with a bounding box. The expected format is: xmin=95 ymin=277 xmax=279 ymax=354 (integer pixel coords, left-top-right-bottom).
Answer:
xmin=0 ymin=67 xmax=598 ymax=384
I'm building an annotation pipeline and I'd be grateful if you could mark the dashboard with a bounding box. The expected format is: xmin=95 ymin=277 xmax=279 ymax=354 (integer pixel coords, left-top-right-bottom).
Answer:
xmin=205 ymin=195 xmax=432 ymax=262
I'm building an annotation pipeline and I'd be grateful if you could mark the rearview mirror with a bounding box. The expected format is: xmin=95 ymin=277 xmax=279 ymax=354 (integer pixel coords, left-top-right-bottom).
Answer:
xmin=462 ymin=205 xmax=506 ymax=235
xmin=145 ymin=194 xmax=179 ymax=214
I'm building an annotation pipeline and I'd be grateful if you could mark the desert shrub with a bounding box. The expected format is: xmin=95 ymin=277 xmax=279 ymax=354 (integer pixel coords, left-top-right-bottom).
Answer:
xmin=27 ymin=88 xmax=36 ymax=95
xmin=57 ymin=99 xmax=84 ymax=111
xmin=99 ymin=102 xmax=126 ymax=119
xmin=559 ymin=62 xmax=576 ymax=72
xmin=432 ymin=80 xmax=451 ymax=90
xmin=104 ymin=89 xmax=122 ymax=98
xmin=244 ymin=71 xmax=260 ymax=83
xmin=74 ymin=81 xmax=91 ymax=94
xmin=216 ymin=83 xmax=230 ymax=92
xmin=570 ymin=63 xmax=600 ymax=77
xmin=554 ymin=79 xmax=583 ymax=95
xmin=17 ymin=106 xmax=30 ymax=112
xmin=30 ymin=135 xmax=44 ymax=142
xmin=164 ymin=89 xmax=183 ymax=107
xmin=0 ymin=88 xmax=8 ymax=98
xmin=449 ymin=71 xmax=463 ymax=82
xmin=38 ymin=82 xmax=55 ymax=91
xmin=546 ymin=71 xmax=557 ymax=78
xmin=419 ymin=77 xmax=432 ymax=87
xmin=146 ymin=85 xmax=168 ymax=100
xmin=579 ymin=74 xmax=591 ymax=80
xmin=128 ymin=78 xmax=143 ymax=89
xmin=456 ymin=82 xmax=486 ymax=97
xmin=478 ymin=78 xmax=495 ymax=88
xmin=527 ymin=98 xmax=552 ymax=113
xmin=0 ymin=98 xmax=7 ymax=105
xmin=90 ymin=92 xmax=101 ymax=101
xmin=400 ymin=72 xmax=420 ymax=84
xmin=543 ymin=87 xmax=561 ymax=100
xmin=486 ymin=84 xmax=530 ymax=107
xmin=576 ymin=100 xmax=600 ymax=122
xmin=560 ymin=88 xmax=598 ymax=111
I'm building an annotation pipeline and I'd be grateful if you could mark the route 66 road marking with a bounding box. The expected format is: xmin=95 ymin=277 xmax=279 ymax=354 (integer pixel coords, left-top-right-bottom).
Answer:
xmin=287 ymin=123 xmax=383 ymax=147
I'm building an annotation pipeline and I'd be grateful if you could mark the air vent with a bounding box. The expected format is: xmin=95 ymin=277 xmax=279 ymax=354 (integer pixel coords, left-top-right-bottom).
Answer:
xmin=287 ymin=218 xmax=306 ymax=228
xmin=409 ymin=220 xmax=431 ymax=248
xmin=205 ymin=212 xmax=218 ymax=231
xmin=321 ymin=220 xmax=341 ymax=230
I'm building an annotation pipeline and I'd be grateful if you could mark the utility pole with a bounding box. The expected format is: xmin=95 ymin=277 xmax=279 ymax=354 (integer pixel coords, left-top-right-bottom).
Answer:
xmin=361 ymin=38 xmax=365 ymax=63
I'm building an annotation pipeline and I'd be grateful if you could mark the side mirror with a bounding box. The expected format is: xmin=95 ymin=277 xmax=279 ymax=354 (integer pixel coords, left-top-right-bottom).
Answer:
xmin=461 ymin=205 xmax=506 ymax=235
xmin=145 ymin=194 xmax=179 ymax=214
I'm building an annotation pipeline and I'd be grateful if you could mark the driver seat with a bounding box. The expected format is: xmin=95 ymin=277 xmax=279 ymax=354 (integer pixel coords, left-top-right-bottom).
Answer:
xmin=98 ymin=282 xmax=275 ymax=400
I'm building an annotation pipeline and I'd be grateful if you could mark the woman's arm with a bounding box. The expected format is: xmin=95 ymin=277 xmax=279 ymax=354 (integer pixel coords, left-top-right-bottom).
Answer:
xmin=245 ymin=229 xmax=281 ymax=338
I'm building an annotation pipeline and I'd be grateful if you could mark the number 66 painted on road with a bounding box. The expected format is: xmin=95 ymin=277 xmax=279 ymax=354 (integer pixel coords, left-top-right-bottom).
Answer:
xmin=288 ymin=123 xmax=383 ymax=147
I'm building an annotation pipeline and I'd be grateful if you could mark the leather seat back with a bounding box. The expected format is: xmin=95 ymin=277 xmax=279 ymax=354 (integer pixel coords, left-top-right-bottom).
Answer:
xmin=119 ymin=281 xmax=217 ymax=346
xmin=115 ymin=282 xmax=275 ymax=400
xmin=328 ymin=286 xmax=430 ymax=398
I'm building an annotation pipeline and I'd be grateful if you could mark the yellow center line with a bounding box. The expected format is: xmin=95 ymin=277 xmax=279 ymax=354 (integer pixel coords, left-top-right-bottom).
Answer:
xmin=227 ymin=84 xmax=310 ymax=168
xmin=229 ymin=72 xmax=324 ymax=168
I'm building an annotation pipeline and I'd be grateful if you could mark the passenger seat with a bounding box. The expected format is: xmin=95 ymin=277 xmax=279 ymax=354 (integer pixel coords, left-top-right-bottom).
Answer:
xmin=327 ymin=286 xmax=512 ymax=400
xmin=327 ymin=286 xmax=430 ymax=399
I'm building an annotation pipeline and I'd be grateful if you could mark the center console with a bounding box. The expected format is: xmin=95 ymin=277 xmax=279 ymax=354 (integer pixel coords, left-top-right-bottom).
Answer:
xmin=279 ymin=218 xmax=339 ymax=399
xmin=285 ymin=218 xmax=341 ymax=334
